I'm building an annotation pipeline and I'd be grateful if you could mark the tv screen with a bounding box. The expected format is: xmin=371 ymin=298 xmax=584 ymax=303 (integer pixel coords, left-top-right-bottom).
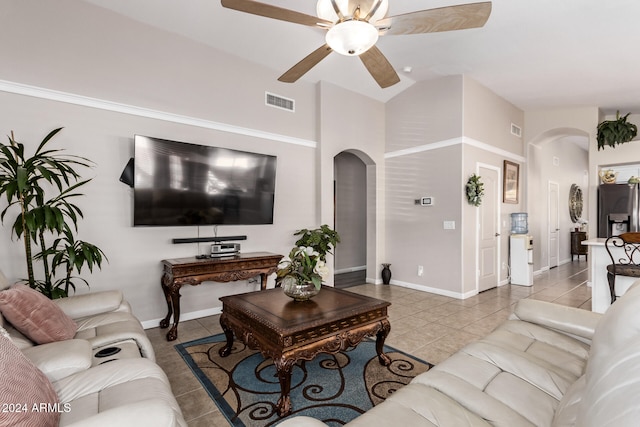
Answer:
xmin=133 ymin=135 xmax=276 ymax=226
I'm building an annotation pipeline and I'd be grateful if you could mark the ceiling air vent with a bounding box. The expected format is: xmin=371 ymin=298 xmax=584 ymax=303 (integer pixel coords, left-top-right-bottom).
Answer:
xmin=265 ymin=92 xmax=295 ymax=112
xmin=511 ymin=123 xmax=522 ymax=138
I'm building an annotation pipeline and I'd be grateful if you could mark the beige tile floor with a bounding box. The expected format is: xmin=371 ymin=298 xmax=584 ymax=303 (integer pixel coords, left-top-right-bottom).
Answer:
xmin=146 ymin=259 xmax=590 ymax=426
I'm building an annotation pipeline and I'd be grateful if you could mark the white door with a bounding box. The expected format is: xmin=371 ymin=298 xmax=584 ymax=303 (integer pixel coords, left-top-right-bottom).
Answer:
xmin=478 ymin=165 xmax=500 ymax=292
xmin=549 ymin=181 xmax=559 ymax=268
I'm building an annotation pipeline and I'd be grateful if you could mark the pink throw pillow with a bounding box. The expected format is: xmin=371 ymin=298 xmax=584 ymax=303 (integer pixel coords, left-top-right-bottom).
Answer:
xmin=0 ymin=284 xmax=77 ymax=344
xmin=0 ymin=332 xmax=61 ymax=426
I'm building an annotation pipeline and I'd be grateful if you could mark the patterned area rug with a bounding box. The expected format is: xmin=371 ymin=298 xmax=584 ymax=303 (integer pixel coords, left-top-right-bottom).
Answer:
xmin=176 ymin=334 xmax=433 ymax=427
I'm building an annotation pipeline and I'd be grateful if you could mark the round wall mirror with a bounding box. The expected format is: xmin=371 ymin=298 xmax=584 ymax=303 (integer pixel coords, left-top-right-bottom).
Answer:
xmin=569 ymin=184 xmax=583 ymax=223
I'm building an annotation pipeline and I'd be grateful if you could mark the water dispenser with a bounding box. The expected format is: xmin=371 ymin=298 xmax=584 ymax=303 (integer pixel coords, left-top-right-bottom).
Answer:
xmin=511 ymin=213 xmax=528 ymax=234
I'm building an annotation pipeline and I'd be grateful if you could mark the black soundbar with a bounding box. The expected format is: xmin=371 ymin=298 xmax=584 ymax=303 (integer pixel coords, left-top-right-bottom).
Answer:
xmin=172 ymin=235 xmax=247 ymax=244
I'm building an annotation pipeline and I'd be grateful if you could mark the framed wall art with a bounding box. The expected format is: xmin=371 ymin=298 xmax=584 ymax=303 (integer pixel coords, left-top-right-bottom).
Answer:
xmin=503 ymin=160 xmax=519 ymax=204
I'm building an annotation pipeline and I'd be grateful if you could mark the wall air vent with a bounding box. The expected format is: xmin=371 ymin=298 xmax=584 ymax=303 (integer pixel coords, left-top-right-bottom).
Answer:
xmin=511 ymin=123 xmax=522 ymax=138
xmin=265 ymin=92 xmax=295 ymax=112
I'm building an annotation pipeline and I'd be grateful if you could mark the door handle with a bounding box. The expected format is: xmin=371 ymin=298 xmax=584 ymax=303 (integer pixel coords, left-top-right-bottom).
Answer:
xmin=495 ymin=233 xmax=500 ymax=237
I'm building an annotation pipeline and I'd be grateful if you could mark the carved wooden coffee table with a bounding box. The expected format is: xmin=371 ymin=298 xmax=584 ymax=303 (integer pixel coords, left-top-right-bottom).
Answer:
xmin=218 ymin=285 xmax=391 ymax=417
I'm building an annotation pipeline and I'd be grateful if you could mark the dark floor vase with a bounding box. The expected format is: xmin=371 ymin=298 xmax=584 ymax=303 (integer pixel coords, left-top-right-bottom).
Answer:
xmin=381 ymin=264 xmax=391 ymax=285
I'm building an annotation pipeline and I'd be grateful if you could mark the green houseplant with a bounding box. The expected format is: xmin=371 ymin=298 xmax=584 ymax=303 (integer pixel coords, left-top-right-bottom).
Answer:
xmin=276 ymin=225 xmax=340 ymax=301
xmin=0 ymin=128 xmax=107 ymax=298
xmin=597 ymin=111 xmax=638 ymax=150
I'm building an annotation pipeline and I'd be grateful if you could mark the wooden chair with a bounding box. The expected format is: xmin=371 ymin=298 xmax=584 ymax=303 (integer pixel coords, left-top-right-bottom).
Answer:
xmin=605 ymin=232 xmax=640 ymax=303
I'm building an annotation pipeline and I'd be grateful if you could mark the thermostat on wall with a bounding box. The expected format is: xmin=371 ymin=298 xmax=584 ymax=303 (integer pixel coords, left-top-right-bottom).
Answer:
xmin=420 ymin=197 xmax=434 ymax=206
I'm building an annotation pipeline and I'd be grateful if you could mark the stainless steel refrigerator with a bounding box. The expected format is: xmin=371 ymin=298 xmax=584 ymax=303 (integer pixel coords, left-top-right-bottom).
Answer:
xmin=598 ymin=183 xmax=640 ymax=237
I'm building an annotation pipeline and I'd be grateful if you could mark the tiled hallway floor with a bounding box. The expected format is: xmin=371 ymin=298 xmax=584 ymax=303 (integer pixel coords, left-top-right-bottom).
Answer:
xmin=146 ymin=260 xmax=590 ymax=426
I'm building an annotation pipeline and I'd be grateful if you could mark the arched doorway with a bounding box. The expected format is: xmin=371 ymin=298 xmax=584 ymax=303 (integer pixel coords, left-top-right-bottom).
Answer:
xmin=333 ymin=150 xmax=375 ymax=288
xmin=528 ymin=128 xmax=589 ymax=270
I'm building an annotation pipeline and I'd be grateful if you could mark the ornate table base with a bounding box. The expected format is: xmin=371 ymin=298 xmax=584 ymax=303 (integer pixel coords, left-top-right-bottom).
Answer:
xmin=217 ymin=286 xmax=391 ymax=417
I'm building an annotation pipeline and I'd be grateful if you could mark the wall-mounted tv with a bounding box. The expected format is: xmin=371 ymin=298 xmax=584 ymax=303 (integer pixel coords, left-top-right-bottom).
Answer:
xmin=133 ymin=135 xmax=277 ymax=226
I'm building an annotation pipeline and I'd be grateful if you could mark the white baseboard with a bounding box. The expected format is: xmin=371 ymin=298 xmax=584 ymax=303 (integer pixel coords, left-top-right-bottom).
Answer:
xmin=141 ymin=306 xmax=222 ymax=330
xmin=334 ymin=265 xmax=367 ymax=274
xmin=389 ymin=279 xmax=475 ymax=300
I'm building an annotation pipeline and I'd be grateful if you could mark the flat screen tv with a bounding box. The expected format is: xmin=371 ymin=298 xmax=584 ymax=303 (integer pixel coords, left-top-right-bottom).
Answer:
xmin=133 ymin=135 xmax=276 ymax=226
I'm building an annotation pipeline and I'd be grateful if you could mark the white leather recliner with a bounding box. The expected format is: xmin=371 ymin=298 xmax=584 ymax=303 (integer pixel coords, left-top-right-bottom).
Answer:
xmin=0 ymin=272 xmax=155 ymax=361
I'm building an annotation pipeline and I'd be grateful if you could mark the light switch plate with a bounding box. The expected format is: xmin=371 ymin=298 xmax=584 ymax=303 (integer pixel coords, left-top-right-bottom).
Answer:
xmin=420 ymin=197 xmax=434 ymax=206
xmin=444 ymin=221 xmax=456 ymax=230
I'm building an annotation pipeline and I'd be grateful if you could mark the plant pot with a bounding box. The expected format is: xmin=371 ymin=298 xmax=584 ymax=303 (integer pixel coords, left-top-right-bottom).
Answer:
xmin=282 ymin=277 xmax=320 ymax=301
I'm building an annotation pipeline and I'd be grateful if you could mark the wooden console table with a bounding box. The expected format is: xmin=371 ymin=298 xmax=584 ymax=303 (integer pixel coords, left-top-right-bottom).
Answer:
xmin=571 ymin=231 xmax=588 ymax=261
xmin=159 ymin=252 xmax=283 ymax=341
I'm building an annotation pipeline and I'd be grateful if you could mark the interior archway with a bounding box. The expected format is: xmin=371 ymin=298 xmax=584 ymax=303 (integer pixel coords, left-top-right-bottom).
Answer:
xmin=333 ymin=149 xmax=377 ymax=287
xmin=527 ymin=128 xmax=589 ymax=271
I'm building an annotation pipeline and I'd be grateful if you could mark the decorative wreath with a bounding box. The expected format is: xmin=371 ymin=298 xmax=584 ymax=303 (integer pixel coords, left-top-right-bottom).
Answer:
xmin=466 ymin=174 xmax=484 ymax=207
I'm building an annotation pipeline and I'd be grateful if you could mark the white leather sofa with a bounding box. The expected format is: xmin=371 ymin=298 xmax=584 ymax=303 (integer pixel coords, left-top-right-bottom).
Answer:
xmin=279 ymin=280 xmax=640 ymax=427
xmin=0 ymin=274 xmax=186 ymax=426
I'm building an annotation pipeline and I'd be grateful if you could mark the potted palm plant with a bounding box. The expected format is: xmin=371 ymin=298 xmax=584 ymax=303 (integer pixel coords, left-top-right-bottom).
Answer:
xmin=0 ymin=128 xmax=107 ymax=298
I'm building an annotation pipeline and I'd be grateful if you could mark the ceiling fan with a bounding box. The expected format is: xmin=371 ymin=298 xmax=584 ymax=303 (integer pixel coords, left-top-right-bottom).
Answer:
xmin=220 ymin=0 xmax=492 ymax=88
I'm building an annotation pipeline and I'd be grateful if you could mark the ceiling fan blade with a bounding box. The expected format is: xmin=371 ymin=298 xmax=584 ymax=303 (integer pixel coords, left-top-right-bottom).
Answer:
xmin=359 ymin=46 xmax=400 ymax=88
xmin=377 ymin=2 xmax=492 ymax=36
xmin=278 ymin=45 xmax=333 ymax=83
xmin=221 ymin=0 xmax=332 ymax=28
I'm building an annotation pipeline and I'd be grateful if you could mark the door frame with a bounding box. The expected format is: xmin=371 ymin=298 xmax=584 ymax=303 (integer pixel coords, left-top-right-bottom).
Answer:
xmin=475 ymin=163 xmax=502 ymax=292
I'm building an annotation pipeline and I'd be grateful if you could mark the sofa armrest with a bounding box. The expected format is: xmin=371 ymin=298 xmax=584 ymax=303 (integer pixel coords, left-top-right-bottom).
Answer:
xmin=54 ymin=358 xmax=169 ymax=403
xmin=64 ymin=399 xmax=186 ymax=427
xmin=277 ymin=416 xmax=329 ymax=427
xmin=54 ymin=290 xmax=131 ymax=319
xmin=512 ymin=299 xmax=601 ymax=342
xmin=22 ymin=339 xmax=92 ymax=382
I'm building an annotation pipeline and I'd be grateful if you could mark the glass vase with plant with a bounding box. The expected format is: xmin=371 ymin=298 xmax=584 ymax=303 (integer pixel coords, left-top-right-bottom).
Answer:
xmin=276 ymin=224 xmax=340 ymax=300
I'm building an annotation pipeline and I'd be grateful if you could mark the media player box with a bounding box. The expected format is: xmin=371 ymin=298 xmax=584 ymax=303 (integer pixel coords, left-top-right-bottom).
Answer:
xmin=210 ymin=243 xmax=240 ymax=257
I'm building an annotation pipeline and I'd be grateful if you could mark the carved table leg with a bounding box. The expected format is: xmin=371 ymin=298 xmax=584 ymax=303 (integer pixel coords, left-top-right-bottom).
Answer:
xmin=260 ymin=272 xmax=268 ymax=290
xmin=159 ymin=274 xmax=173 ymax=329
xmin=218 ymin=313 xmax=235 ymax=357
xmin=163 ymin=278 xmax=182 ymax=341
xmin=376 ymin=319 xmax=391 ymax=366
xmin=274 ymin=357 xmax=296 ymax=417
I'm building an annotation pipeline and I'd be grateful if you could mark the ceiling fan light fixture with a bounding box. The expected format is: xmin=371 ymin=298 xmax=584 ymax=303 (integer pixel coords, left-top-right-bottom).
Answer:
xmin=317 ymin=0 xmax=389 ymax=24
xmin=326 ymin=20 xmax=379 ymax=56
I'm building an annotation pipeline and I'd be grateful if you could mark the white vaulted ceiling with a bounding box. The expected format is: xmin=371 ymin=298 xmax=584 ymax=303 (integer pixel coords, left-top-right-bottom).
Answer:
xmin=81 ymin=0 xmax=640 ymax=112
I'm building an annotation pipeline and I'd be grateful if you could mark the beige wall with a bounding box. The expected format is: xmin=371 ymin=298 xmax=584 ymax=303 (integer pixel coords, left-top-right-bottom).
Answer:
xmin=386 ymin=77 xmax=464 ymax=151
xmin=385 ymin=76 xmax=525 ymax=297
xmin=463 ymin=77 xmax=525 ymax=157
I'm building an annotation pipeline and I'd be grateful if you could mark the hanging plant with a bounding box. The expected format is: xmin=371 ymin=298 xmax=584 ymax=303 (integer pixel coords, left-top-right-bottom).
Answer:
xmin=597 ymin=111 xmax=638 ymax=150
xmin=466 ymin=174 xmax=484 ymax=206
